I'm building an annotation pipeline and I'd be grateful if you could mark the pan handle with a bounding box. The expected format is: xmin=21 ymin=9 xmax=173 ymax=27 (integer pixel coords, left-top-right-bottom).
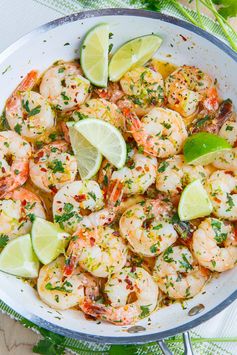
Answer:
xmin=157 ymin=332 xmax=194 ymax=355
xmin=183 ymin=331 xmax=194 ymax=355
xmin=157 ymin=340 xmax=174 ymax=355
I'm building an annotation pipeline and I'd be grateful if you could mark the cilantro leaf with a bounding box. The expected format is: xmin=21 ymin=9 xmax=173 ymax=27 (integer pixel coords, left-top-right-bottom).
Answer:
xmin=213 ymin=0 xmax=237 ymax=19
xmin=0 ymin=234 xmax=9 ymax=248
xmin=33 ymin=338 xmax=65 ymax=355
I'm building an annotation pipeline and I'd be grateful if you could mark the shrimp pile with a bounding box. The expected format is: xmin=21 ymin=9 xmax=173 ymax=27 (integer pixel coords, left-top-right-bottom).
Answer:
xmin=0 ymin=55 xmax=236 ymax=327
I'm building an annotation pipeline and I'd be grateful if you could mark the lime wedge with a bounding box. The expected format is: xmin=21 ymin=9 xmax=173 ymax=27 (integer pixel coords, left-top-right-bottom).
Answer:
xmin=80 ymin=23 xmax=109 ymax=87
xmin=0 ymin=234 xmax=39 ymax=278
xmin=109 ymin=34 xmax=163 ymax=82
xmin=184 ymin=132 xmax=231 ymax=165
xmin=32 ymin=217 xmax=70 ymax=265
xmin=178 ymin=180 xmax=213 ymax=221
xmin=74 ymin=119 xmax=126 ymax=169
xmin=67 ymin=122 xmax=102 ymax=179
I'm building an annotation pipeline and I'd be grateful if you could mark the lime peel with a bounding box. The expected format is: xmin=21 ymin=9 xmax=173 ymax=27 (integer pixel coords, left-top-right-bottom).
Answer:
xmin=109 ymin=34 xmax=163 ymax=82
xmin=0 ymin=234 xmax=39 ymax=278
xmin=184 ymin=132 xmax=231 ymax=166
xmin=178 ymin=179 xmax=213 ymax=221
xmin=32 ymin=217 xmax=70 ymax=265
xmin=68 ymin=122 xmax=102 ymax=180
xmin=80 ymin=23 xmax=109 ymax=87
xmin=74 ymin=119 xmax=126 ymax=169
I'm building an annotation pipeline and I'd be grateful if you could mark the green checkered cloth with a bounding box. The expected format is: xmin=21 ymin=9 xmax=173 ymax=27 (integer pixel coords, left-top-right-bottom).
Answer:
xmin=1 ymin=1 xmax=236 ymax=354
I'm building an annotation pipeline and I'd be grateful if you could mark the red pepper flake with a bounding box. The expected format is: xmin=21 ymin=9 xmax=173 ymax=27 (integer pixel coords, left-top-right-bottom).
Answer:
xmin=74 ymin=194 xmax=86 ymax=202
xmin=214 ymin=197 xmax=221 ymax=203
xmin=225 ymin=171 xmax=234 ymax=176
xmin=22 ymin=200 xmax=27 ymax=206
xmin=90 ymin=237 xmax=95 ymax=246
xmin=124 ymin=277 xmax=133 ymax=290
xmin=40 ymin=167 xmax=47 ymax=172
xmin=179 ymin=34 xmax=188 ymax=41
xmin=49 ymin=185 xmax=58 ymax=194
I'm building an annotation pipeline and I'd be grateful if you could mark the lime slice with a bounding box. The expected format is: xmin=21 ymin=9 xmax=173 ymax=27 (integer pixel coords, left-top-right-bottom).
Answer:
xmin=67 ymin=122 xmax=102 ymax=179
xmin=184 ymin=132 xmax=231 ymax=165
xmin=178 ymin=180 xmax=213 ymax=221
xmin=0 ymin=234 xmax=39 ymax=278
xmin=80 ymin=23 xmax=109 ymax=87
xmin=109 ymin=34 xmax=163 ymax=82
xmin=74 ymin=119 xmax=126 ymax=169
xmin=32 ymin=217 xmax=70 ymax=265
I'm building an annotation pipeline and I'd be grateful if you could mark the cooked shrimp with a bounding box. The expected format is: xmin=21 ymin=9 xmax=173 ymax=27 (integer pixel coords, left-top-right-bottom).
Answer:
xmin=80 ymin=266 xmax=159 ymax=325
xmin=111 ymin=149 xmax=157 ymax=196
xmin=153 ymin=245 xmax=209 ymax=299
xmin=29 ymin=140 xmax=77 ymax=194
xmin=73 ymin=98 xmax=125 ymax=130
xmin=127 ymin=107 xmax=188 ymax=158
xmin=0 ymin=131 xmax=31 ymax=197
xmin=5 ymin=70 xmax=55 ymax=139
xmin=193 ymin=218 xmax=237 ymax=272
xmin=53 ymin=180 xmax=104 ymax=233
xmin=219 ymin=118 xmax=237 ymax=146
xmin=95 ymin=81 xmax=124 ymax=103
xmin=119 ymin=198 xmax=178 ymax=257
xmin=0 ymin=187 xmax=45 ymax=239
xmin=37 ymin=256 xmax=99 ymax=310
xmin=190 ymin=99 xmax=233 ymax=134
xmin=213 ymin=149 xmax=237 ymax=171
xmin=165 ymin=65 xmax=219 ymax=117
xmin=119 ymin=66 xmax=164 ymax=112
xmin=40 ymin=62 xmax=90 ymax=111
xmin=156 ymin=155 xmax=208 ymax=196
xmin=206 ymin=170 xmax=237 ymax=220
xmin=64 ymin=226 xmax=127 ymax=278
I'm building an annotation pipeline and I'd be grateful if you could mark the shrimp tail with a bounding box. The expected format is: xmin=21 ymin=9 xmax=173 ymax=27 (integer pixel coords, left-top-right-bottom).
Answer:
xmin=107 ymin=179 xmax=124 ymax=208
xmin=64 ymin=230 xmax=85 ymax=276
xmin=191 ymin=99 xmax=233 ymax=134
xmin=6 ymin=70 xmax=39 ymax=110
xmin=208 ymin=98 xmax=233 ymax=134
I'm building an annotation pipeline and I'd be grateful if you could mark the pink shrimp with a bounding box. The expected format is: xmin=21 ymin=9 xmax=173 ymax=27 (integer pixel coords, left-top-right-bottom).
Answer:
xmin=126 ymin=107 xmax=188 ymax=158
xmin=64 ymin=180 xmax=125 ymax=277
xmin=0 ymin=131 xmax=31 ymax=197
xmin=5 ymin=70 xmax=55 ymax=139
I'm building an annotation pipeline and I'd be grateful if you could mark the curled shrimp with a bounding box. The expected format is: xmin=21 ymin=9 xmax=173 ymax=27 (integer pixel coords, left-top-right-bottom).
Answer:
xmin=153 ymin=245 xmax=209 ymax=299
xmin=53 ymin=180 xmax=104 ymax=233
xmin=165 ymin=65 xmax=219 ymax=118
xmin=0 ymin=131 xmax=31 ymax=197
xmin=206 ymin=170 xmax=237 ymax=221
xmin=37 ymin=256 xmax=99 ymax=310
xmin=156 ymin=155 xmax=208 ymax=196
xmin=0 ymin=187 xmax=46 ymax=240
xmin=80 ymin=266 xmax=159 ymax=325
xmin=193 ymin=218 xmax=237 ymax=272
xmin=40 ymin=62 xmax=90 ymax=111
xmin=64 ymin=226 xmax=127 ymax=278
xmin=190 ymin=99 xmax=233 ymax=134
xmin=119 ymin=198 xmax=178 ymax=257
xmin=73 ymin=98 xmax=125 ymax=131
xmin=5 ymin=70 xmax=55 ymax=139
xmin=118 ymin=66 xmax=164 ymax=117
xmin=110 ymin=148 xmax=157 ymax=196
xmin=127 ymin=107 xmax=188 ymax=158
xmin=29 ymin=140 xmax=77 ymax=194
